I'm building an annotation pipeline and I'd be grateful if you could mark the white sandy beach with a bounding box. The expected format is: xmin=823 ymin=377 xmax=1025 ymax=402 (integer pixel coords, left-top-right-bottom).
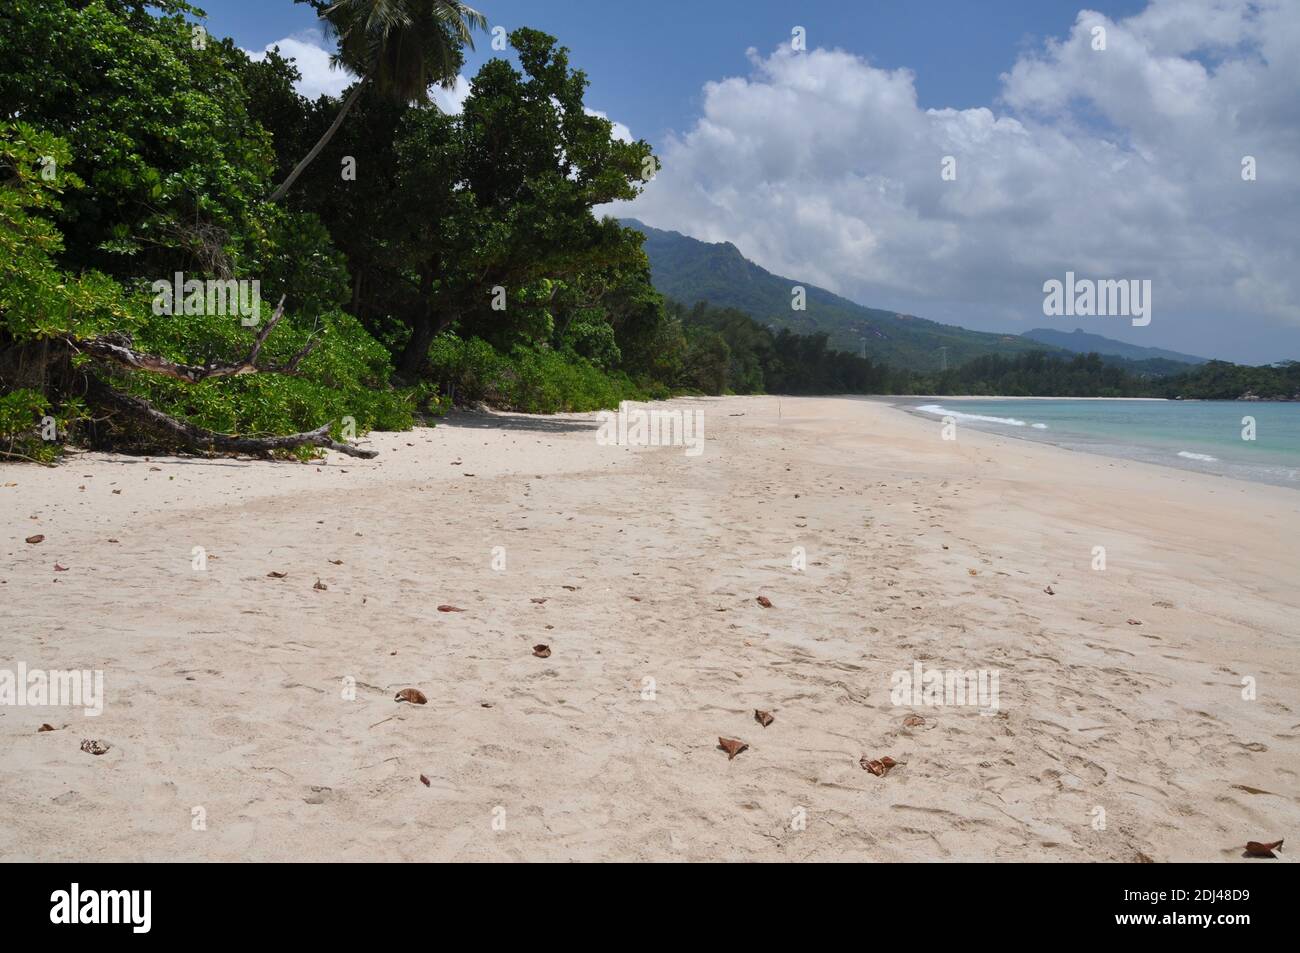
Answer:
xmin=1 ymin=395 xmax=1296 ymax=861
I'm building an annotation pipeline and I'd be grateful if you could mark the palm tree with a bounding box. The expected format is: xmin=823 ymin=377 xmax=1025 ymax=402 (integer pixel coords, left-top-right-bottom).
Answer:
xmin=268 ymin=0 xmax=486 ymax=203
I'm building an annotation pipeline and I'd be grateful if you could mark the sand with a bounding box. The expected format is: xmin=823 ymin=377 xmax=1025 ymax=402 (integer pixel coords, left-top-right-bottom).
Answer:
xmin=1 ymin=395 xmax=1296 ymax=861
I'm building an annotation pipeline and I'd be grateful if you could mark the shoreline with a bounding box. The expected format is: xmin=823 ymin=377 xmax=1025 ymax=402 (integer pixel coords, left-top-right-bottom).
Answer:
xmin=3 ymin=395 xmax=1296 ymax=861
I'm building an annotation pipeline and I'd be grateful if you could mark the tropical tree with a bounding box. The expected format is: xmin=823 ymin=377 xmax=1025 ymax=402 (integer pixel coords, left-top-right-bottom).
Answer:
xmin=268 ymin=0 xmax=486 ymax=202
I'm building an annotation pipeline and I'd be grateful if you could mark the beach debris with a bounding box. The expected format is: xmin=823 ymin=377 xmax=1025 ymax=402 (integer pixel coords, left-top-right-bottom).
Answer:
xmin=38 ymin=724 xmax=55 ymax=732
xmin=267 ymin=571 xmax=288 ymax=578
xmin=419 ymin=774 xmax=431 ymax=787
xmin=1126 ymin=618 xmax=1143 ymax=625
xmin=25 ymin=534 xmax=44 ymax=544
xmin=394 ymin=688 xmax=427 ymax=705
xmin=313 ymin=579 xmax=328 ymax=591
xmin=1153 ymin=600 xmax=1174 ymax=609
xmin=80 ymin=739 xmax=111 ymax=756
xmin=1043 ymin=585 xmax=1055 ymax=595
xmin=530 ymin=597 xmax=547 ymax=604
xmin=561 ymin=585 xmax=578 ymax=591
xmin=718 ymin=737 xmax=748 ymax=760
xmin=860 ymin=755 xmax=902 ymax=777
xmin=754 ymin=709 xmax=774 ymax=728
xmin=437 ymin=604 xmax=464 ymax=612
xmin=629 ymin=595 xmax=641 ymax=602
xmin=1244 ymin=839 xmax=1283 ymax=858
xmin=968 ymin=568 xmax=978 ymax=576
xmin=532 ymin=644 xmax=551 ymax=658
xmin=329 ymin=559 xmax=343 ymax=565
xmin=53 ymin=563 xmax=68 ymax=572
xmin=756 ymin=596 xmax=773 ymax=608
xmin=903 ymin=715 xmax=926 ymax=728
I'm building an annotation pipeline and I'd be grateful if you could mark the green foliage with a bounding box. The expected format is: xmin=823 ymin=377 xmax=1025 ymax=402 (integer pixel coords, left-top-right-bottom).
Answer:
xmin=1156 ymin=360 xmax=1300 ymax=400
xmin=427 ymin=333 xmax=647 ymax=413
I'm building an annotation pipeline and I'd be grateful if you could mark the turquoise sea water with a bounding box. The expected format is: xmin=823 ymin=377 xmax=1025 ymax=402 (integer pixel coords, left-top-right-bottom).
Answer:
xmin=897 ymin=398 xmax=1300 ymax=488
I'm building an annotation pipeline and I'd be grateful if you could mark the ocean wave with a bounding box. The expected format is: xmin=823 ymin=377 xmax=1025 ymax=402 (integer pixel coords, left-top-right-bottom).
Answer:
xmin=1176 ymin=450 xmax=1219 ymax=462
xmin=916 ymin=404 xmax=1048 ymax=430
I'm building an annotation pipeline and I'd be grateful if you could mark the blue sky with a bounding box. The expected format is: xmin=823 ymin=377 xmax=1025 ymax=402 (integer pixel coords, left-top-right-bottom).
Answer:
xmin=208 ymin=0 xmax=1149 ymax=149
xmin=205 ymin=1 xmax=1299 ymax=363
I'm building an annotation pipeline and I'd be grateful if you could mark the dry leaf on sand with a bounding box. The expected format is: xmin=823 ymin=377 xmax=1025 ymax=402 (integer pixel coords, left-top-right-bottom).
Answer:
xmin=394 ymin=688 xmax=428 ymax=705
xmin=756 ymin=596 xmax=772 ymax=608
xmin=754 ymin=710 xmax=774 ymax=728
xmin=313 ymin=579 xmax=328 ymax=591
xmin=903 ymin=714 xmax=926 ymax=728
xmin=860 ymin=755 xmax=902 ymax=776
xmin=266 ymin=571 xmax=287 ymax=578
xmin=419 ymin=774 xmax=431 ymax=787
xmin=718 ymin=737 xmax=748 ymax=760
xmin=80 ymin=739 xmax=111 ymax=756
xmin=25 ymin=535 xmax=44 ymax=544
xmin=437 ymin=604 xmax=464 ymax=612
xmin=1244 ymin=839 xmax=1283 ymax=858
xmin=532 ymin=644 xmax=551 ymax=658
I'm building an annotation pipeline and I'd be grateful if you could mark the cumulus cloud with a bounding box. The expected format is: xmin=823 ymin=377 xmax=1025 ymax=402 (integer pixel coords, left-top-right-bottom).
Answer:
xmin=615 ymin=0 xmax=1300 ymax=361
xmin=244 ymin=33 xmax=355 ymax=100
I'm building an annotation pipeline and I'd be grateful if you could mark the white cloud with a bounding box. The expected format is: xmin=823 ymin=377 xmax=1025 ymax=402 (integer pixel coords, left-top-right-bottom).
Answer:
xmin=244 ymin=33 xmax=355 ymax=100
xmin=431 ymin=75 xmax=474 ymax=114
xmin=585 ymin=108 xmax=634 ymax=143
xmin=615 ymin=0 xmax=1300 ymax=361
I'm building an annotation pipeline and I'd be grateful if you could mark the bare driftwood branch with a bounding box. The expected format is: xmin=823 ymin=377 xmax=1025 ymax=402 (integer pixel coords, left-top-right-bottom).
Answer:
xmin=73 ymin=297 xmax=322 ymax=383
xmin=89 ymin=380 xmax=377 ymax=459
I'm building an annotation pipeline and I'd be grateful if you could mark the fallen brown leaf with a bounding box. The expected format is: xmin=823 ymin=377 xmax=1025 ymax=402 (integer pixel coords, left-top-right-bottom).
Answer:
xmin=266 ymin=571 xmax=287 ymax=578
xmin=53 ymin=563 xmax=68 ymax=572
xmin=1044 ymin=585 xmax=1055 ymax=595
xmin=437 ymin=604 xmax=464 ymax=612
xmin=532 ymin=644 xmax=551 ymax=658
xmin=1244 ymin=839 xmax=1283 ymax=858
xmin=329 ymin=559 xmax=343 ymax=565
xmin=903 ymin=714 xmax=926 ymax=728
xmin=860 ymin=755 xmax=902 ymax=777
xmin=718 ymin=737 xmax=748 ymax=760
xmin=754 ymin=709 xmax=774 ymax=728
xmin=313 ymin=579 xmax=328 ymax=591
xmin=530 ymin=597 xmax=547 ymax=604
xmin=1126 ymin=618 xmax=1142 ymax=625
xmin=394 ymin=688 xmax=427 ymax=705
xmin=756 ymin=596 xmax=773 ymax=608
xmin=419 ymin=774 xmax=431 ymax=787
xmin=561 ymin=585 xmax=578 ymax=591
xmin=25 ymin=534 xmax=44 ymax=544
xmin=968 ymin=568 xmax=978 ymax=576
xmin=38 ymin=724 xmax=55 ymax=732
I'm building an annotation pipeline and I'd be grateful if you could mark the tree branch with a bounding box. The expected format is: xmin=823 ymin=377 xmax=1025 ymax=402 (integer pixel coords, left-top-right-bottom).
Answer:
xmin=88 ymin=380 xmax=378 ymax=459
xmin=73 ymin=297 xmax=323 ymax=382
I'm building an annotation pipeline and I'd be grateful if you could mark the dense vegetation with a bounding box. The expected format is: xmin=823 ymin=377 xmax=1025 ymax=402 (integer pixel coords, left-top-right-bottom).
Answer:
xmin=0 ymin=1 xmax=1293 ymax=464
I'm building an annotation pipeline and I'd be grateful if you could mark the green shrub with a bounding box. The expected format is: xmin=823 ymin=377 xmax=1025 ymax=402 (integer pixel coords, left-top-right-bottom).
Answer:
xmin=428 ymin=333 xmax=649 ymax=413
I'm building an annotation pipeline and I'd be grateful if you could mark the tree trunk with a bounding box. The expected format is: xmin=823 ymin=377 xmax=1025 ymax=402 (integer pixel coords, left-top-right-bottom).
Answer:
xmin=396 ymin=266 xmax=446 ymax=380
xmin=267 ymin=80 xmax=367 ymax=204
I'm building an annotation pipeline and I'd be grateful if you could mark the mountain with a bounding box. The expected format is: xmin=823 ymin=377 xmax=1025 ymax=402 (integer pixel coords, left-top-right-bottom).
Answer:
xmin=622 ymin=218 xmax=1057 ymax=371
xmin=1021 ymin=328 xmax=1208 ymax=367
